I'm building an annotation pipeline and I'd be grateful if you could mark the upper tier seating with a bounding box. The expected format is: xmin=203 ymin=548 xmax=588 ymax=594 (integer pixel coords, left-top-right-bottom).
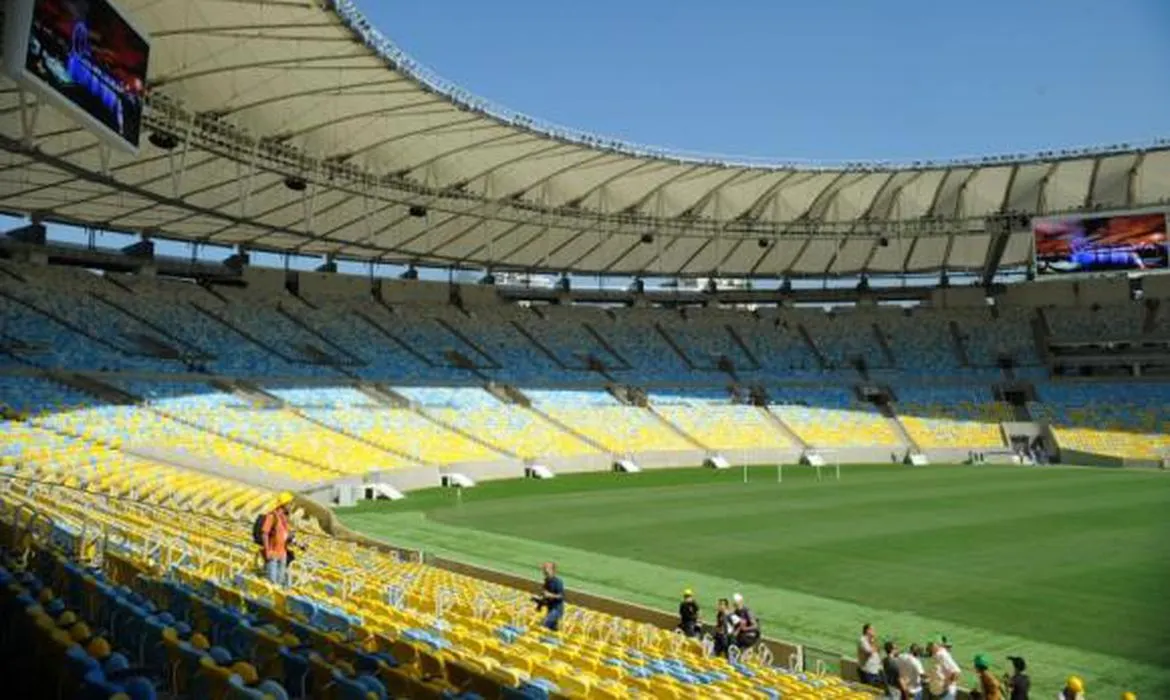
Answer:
xmin=656 ymin=311 xmax=756 ymax=370
xmin=876 ymin=309 xmax=964 ymax=375
xmin=798 ymin=310 xmax=888 ymax=370
xmin=895 ymin=386 xmax=1010 ymax=449
xmin=950 ymin=307 xmax=1041 ymax=368
xmin=1044 ymin=303 xmax=1148 ymax=342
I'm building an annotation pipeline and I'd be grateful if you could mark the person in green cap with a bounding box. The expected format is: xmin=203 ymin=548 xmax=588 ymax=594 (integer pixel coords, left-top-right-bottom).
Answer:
xmin=973 ymin=653 xmax=1003 ymax=700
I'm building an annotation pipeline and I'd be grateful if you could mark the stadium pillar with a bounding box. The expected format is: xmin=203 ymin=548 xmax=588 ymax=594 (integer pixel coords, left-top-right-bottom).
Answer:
xmin=17 ymin=88 xmax=40 ymax=147
xmin=980 ymin=215 xmax=1013 ymax=287
xmin=981 ymin=213 xmax=1032 ymax=287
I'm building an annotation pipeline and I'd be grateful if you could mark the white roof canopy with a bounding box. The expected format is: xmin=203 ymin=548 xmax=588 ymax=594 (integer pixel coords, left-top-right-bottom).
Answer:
xmin=1 ymin=0 xmax=1168 ymax=277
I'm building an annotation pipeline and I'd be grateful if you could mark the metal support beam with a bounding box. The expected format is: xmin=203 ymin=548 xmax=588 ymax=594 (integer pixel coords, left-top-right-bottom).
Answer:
xmin=97 ymin=143 xmax=112 ymax=178
xmin=17 ymin=89 xmax=40 ymax=147
xmin=239 ymin=138 xmax=261 ymax=218
xmin=167 ymin=117 xmax=195 ymax=199
xmin=980 ymin=215 xmax=1014 ymax=287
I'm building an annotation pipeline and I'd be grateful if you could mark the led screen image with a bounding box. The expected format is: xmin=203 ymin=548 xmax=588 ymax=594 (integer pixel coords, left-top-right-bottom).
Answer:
xmin=1034 ymin=212 xmax=1168 ymax=275
xmin=21 ymin=0 xmax=149 ymax=149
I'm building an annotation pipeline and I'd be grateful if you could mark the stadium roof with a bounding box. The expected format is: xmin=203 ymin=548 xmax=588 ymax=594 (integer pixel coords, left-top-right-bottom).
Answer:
xmin=1 ymin=0 xmax=1169 ymax=278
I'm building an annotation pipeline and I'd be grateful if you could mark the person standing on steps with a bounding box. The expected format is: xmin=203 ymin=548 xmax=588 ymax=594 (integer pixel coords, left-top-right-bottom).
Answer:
xmin=533 ymin=561 xmax=565 ymax=631
xmin=259 ymin=492 xmax=294 ymax=586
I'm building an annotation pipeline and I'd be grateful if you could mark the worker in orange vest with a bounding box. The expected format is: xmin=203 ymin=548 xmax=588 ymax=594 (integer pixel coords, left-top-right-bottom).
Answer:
xmin=260 ymin=492 xmax=294 ymax=586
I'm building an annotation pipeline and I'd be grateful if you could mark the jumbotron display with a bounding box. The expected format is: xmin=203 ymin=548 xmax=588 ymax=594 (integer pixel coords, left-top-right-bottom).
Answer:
xmin=1034 ymin=212 xmax=1168 ymax=275
xmin=3 ymin=0 xmax=149 ymax=152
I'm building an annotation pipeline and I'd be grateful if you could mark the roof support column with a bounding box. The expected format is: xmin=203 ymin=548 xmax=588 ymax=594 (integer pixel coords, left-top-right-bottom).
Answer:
xmin=979 ymin=214 xmax=1016 ymax=287
xmin=167 ymin=115 xmax=194 ymax=200
xmin=17 ymin=88 xmax=40 ymax=147
xmin=239 ymin=138 xmax=261 ymax=218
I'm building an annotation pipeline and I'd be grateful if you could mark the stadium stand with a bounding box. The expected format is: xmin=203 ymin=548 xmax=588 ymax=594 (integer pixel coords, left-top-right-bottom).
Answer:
xmin=1031 ymin=382 xmax=1170 ymax=462
xmin=0 ymin=432 xmax=875 ymax=699
xmin=5 ymin=260 xmax=1170 ymax=697
xmin=895 ymin=386 xmax=1010 ymax=450
xmin=770 ymin=389 xmax=903 ymax=451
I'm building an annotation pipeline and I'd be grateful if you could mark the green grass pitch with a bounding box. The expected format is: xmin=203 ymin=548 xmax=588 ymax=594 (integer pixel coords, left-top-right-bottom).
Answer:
xmin=337 ymin=464 xmax=1170 ymax=697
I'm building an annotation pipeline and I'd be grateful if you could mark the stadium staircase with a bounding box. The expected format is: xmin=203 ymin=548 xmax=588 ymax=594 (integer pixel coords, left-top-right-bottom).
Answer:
xmin=583 ymin=322 xmax=633 ymax=370
xmin=147 ymin=403 xmax=351 ymax=479
xmin=875 ymin=402 xmax=920 ymax=454
xmin=434 ymin=314 xmax=501 ymax=369
xmin=947 ymin=321 xmax=972 ymax=366
xmin=276 ymin=303 xmax=367 ymax=367
xmin=1030 ymin=312 xmax=1052 ymax=366
xmin=211 ymin=378 xmax=280 ymax=407
xmin=509 ymin=319 xmax=572 ymax=370
xmin=653 ymin=324 xmax=697 ymax=371
xmin=412 ymin=402 xmax=520 ymax=461
xmin=1142 ymin=299 xmax=1160 ymax=333
xmin=522 ymin=401 xmax=613 ymax=455
xmin=352 ymin=309 xmax=438 ymax=368
xmin=761 ymin=405 xmax=811 ymax=451
xmin=615 ymin=385 xmax=712 ymax=452
xmin=796 ymin=325 xmax=829 ymax=370
xmin=45 ymin=370 xmax=139 ymax=406
xmin=190 ymin=302 xmax=308 ymax=367
xmin=647 ymin=407 xmax=712 ymax=452
xmin=356 ymin=383 xmax=413 ymax=407
xmin=127 ymin=442 xmax=310 ymax=493
xmin=293 ymin=408 xmax=435 ymax=467
xmin=0 ymin=287 xmax=139 ymax=359
xmin=871 ymin=324 xmax=897 ymax=366
xmin=725 ymin=323 xmax=763 ymax=368
xmin=91 ymin=287 xmax=212 ymax=360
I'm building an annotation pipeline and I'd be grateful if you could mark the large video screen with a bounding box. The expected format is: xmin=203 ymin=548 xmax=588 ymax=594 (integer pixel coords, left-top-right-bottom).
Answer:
xmin=9 ymin=0 xmax=149 ymax=151
xmin=1034 ymin=212 xmax=1168 ymax=275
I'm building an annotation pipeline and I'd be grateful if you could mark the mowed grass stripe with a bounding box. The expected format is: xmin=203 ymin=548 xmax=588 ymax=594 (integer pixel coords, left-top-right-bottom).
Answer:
xmin=339 ymin=465 xmax=1170 ymax=697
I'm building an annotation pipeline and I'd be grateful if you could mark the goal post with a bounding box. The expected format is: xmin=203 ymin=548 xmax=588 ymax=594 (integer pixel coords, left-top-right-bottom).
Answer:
xmin=776 ymin=451 xmax=841 ymax=484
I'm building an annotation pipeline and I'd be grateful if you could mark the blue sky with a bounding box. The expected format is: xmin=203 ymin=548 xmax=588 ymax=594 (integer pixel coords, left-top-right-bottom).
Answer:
xmin=358 ymin=0 xmax=1170 ymax=163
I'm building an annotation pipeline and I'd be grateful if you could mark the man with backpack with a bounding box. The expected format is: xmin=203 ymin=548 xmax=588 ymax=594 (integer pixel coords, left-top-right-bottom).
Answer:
xmin=253 ymin=492 xmax=294 ymax=586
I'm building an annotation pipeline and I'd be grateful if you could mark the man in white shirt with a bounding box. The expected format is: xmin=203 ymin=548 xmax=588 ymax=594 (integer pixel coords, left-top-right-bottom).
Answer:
xmin=857 ymin=623 xmax=882 ymax=686
xmin=896 ymin=643 xmax=926 ymax=700
xmin=927 ymin=639 xmax=961 ymax=700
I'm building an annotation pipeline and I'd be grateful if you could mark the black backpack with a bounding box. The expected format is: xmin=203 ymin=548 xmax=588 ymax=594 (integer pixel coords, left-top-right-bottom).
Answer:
xmin=252 ymin=513 xmax=266 ymax=546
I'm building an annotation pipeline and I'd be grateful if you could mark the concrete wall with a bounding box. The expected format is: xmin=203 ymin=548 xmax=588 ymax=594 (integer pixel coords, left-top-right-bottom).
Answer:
xmin=366 ymin=466 xmax=443 ymax=492
xmin=444 ymin=459 xmax=526 ymax=483
xmin=634 ymin=449 xmax=708 ymax=469
xmin=299 ymin=270 xmax=371 ymax=303
xmin=721 ymin=447 xmax=803 ymax=466
xmin=239 ymin=266 xmax=286 ymax=298
xmin=540 ymin=454 xmax=613 ymax=474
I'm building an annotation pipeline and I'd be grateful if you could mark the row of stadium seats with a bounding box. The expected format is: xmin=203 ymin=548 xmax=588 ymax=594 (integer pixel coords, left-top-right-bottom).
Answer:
xmin=6 ymin=367 xmax=1168 ymax=468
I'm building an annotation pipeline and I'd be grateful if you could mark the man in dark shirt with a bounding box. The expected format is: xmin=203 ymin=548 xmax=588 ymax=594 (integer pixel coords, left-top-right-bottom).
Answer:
xmin=1004 ymin=656 xmax=1030 ymax=700
xmin=883 ymin=641 xmax=908 ymax=699
xmin=535 ymin=561 xmax=565 ymax=631
xmin=677 ymin=589 xmax=701 ymax=638
xmin=712 ymin=598 xmax=732 ymax=656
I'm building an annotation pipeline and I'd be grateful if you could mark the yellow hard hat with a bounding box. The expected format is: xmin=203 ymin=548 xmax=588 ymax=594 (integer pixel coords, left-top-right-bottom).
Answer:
xmin=683 ymin=589 xmax=693 ymax=597
xmin=1066 ymin=676 xmax=1084 ymax=693
xmin=1121 ymin=692 xmax=1136 ymax=700
xmin=275 ymin=492 xmax=294 ymax=507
